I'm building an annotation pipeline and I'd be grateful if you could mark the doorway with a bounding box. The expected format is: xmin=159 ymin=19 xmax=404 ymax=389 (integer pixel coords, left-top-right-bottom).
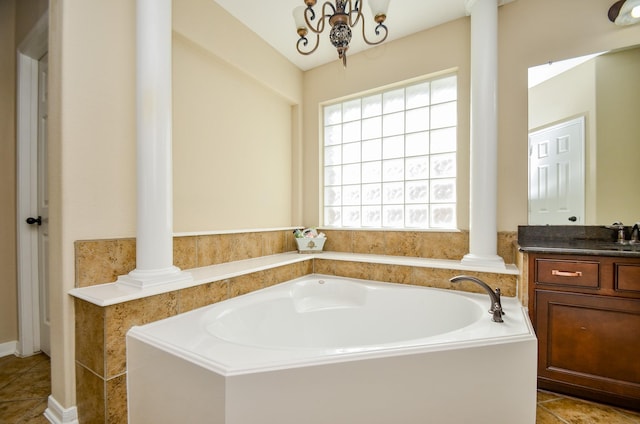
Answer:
xmin=528 ymin=116 xmax=585 ymax=225
xmin=17 ymin=12 xmax=49 ymax=357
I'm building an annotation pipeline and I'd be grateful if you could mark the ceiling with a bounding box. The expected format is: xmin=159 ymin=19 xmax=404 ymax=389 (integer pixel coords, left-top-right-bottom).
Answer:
xmin=213 ymin=0 xmax=475 ymax=71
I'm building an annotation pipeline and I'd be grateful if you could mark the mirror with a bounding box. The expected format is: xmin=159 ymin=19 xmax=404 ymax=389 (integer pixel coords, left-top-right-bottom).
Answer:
xmin=528 ymin=45 xmax=640 ymax=226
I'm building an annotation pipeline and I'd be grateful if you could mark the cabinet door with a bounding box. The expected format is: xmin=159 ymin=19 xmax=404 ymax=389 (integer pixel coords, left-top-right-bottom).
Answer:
xmin=536 ymin=290 xmax=640 ymax=404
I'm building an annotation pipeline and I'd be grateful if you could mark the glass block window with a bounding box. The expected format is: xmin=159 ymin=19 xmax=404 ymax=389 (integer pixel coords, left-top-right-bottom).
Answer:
xmin=323 ymin=74 xmax=457 ymax=229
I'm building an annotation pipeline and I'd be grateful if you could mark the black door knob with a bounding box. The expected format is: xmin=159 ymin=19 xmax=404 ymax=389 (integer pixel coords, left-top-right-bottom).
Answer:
xmin=568 ymin=216 xmax=577 ymax=222
xmin=26 ymin=216 xmax=42 ymax=226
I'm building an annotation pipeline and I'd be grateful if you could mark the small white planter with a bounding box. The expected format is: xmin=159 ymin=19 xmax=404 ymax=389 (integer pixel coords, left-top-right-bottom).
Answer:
xmin=295 ymin=237 xmax=326 ymax=253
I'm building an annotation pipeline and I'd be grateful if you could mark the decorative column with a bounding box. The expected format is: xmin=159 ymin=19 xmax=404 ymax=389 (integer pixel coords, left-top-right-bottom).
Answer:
xmin=461 ymin=0 xmax=505 ymax=268
xmin=118 ymin=0 xmax=192 ymax=288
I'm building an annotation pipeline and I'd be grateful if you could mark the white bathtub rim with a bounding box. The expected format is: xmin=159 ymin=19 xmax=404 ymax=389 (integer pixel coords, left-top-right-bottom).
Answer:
xmin=127 ymin=274 xmax=535 ymax=377
xmin=128 ymin=310 xmax=535 ymax=378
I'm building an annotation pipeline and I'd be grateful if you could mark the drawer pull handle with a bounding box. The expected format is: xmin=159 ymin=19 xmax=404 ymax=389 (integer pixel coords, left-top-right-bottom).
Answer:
xmin=552 ymin=270 xmax=583 ymax=277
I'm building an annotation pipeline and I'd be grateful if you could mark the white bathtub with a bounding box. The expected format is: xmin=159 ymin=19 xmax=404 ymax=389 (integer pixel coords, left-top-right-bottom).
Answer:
xmin=127 ymin=275 xmax=537 ymax=423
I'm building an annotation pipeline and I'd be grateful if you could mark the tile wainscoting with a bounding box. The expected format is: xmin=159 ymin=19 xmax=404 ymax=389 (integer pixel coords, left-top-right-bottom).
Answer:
xmin=72 ymin=228 xmax=519 ymax=423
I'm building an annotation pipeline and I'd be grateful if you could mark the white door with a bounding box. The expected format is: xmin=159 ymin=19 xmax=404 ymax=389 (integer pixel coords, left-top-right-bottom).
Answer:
xmin=16 ymin=11 xmax=49 ymax=357
xmin=528 ymin=117 xmax=585 ymax=225
xmin=37 ymin=53 xmax=50 ymax=355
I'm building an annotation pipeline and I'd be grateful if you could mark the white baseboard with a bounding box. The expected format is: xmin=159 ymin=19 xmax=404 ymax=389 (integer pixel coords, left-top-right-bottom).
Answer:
xmin=44 ymin=395 xmax=79 ymax=424
xmin=0 ymin=340 xmax=17 ymax=358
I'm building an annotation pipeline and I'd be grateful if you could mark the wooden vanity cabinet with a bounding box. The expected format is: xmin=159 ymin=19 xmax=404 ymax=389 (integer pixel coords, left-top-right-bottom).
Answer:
xmin=528 ymin=253 xmax=640 ymax=410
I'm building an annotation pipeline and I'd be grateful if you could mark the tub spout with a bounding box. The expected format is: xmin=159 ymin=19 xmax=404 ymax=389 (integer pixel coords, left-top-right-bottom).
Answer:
xmin=450 ymin=275 xmax=504 ymax=323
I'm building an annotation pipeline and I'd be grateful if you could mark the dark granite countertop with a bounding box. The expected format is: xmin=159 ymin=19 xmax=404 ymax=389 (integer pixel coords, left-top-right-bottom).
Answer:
xmin=517 ymin=225 xmax=640 ymax=258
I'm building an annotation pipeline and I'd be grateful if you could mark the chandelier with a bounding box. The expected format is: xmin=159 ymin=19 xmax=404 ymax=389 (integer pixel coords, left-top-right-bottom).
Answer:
xmin=293 ymin=0 xmax=390 ymax=67
xmin=608 ymin=0 xmax=640 ymax=25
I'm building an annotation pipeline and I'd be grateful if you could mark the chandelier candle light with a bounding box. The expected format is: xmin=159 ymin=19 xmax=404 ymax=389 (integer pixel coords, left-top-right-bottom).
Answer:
xmin=294 ymin=0 xmax=390 ymax=67
xmin=608 ymin=0 xmax=640 ymax=25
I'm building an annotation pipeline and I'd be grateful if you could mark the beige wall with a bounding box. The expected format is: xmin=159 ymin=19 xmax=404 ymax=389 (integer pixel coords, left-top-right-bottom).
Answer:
xmin=0 ymin=0 xmax=17 ymax=346
xmin=172 ymin=34 xmax=294 ymax=231
xmin=595 ymin=47 xmax=640 ymax=224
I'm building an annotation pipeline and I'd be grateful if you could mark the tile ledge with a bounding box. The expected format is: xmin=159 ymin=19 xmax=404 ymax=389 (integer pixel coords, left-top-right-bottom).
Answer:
xmin=321 ymin=252 xmax=519 ymax=274
xmin=69 ymin=251 xmax=518 ymax=307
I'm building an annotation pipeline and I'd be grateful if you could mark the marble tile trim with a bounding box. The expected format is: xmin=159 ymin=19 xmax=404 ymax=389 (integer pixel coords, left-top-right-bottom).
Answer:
xmin=75 ymin=230 xmax=517 ymax=288
xmin=314 ymin=259 xmax=518 ymax=297
xmin=75 ymin=229 xmax=299 ymax=288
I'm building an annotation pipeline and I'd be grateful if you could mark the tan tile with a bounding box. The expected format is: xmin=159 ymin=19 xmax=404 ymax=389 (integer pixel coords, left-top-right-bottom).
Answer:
xmin=285 ymin=231 xmax=299 ymax=252
xmin=618 ymin=408 xmax=640 ymax=423
xmin=536 ymin=406 xmax=567 ymax=424
xmin=74 ymin=298 xmax=105 ymax=376
xmin=498 ymin=231 xmax=518 ymax=263
xmin=331 ymin=260 xmax=370 ymax=280
xmin=381 ymin=264 xmax=414 ymax=284
xmin=262 ymin=230 xmax=287 ymax=256
xmin=196 ymin=234 xmax=219 ymax=267
xmin=229 ymin=232 xmax=263 ymax=262
xmin=301 ymin=259 xmax=314 ymax=276
xmin=313 ymin=258 xmax=336 ymax=275
xmin=0 ymin=399 xmax=46 ymax=424
xmin=179 ymin=280 xmax=228 ymax=313
xmin=264 ymin=264 xmax=300 ymax=287
xmin=106 ymin=374 xmax=127 ymax=424
xmin=75 ymin=363 xmax=105 ymax=424
xmin=0 ymin=364 xmax=50 ymax=402
xmin=416 ymin=231 xmax=468 ymax=260
xmin=363 ymin=263 xmax=388 ymax=282
xmin=384 ymin=231 xmax=419 ymax=257
xmin=105 ymin=292 xmax=178 ymax=377
xmin=75 ymin=238 xmax=136 ymax=287
xmin=542 ymin=396 xmax=639 ymax=424
xmin=410 ymin=267 xmax=459 ymax=289
xmin=322 ymin=230 xmax=353 ymax=252
xmin=352 ymin=231 xmax=385 ymax=254
xmin=15 ymin=398 xmax=49 ymax=424
xmin=537 ymin=390 xmax=564 ymax=403
xmin=229 ymin=273 xmax=264 ymax=298
xmin=0 ymin=353 xmax=49 ymax=378
xmin=173 ymin=236 xmax=197 ymax=270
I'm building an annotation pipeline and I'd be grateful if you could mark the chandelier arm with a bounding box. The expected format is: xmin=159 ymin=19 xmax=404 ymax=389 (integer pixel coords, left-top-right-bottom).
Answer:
xmin=360 ymin=21 xmax=388 ymax=46
xmin=296 ymin=33 xmax=321 ymax=55
xmin=304 ymin=1 xmax=337 ymax=34
xmin=347 ymin=0 xmax=364 ymax=27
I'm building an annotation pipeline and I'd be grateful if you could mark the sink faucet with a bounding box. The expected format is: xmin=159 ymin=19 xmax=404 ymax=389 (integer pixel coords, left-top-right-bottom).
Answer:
xmin=609 ymin=221 xmax=627 ymax=244
xmin=631 ymin=223 xmax=640 ymax=244
xmin=450 ymin=275 xmax=504 ymax=323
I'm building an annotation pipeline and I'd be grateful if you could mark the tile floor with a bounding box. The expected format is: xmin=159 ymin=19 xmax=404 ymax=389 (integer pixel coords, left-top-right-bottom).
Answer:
xmin=1 ymin=353 xmax=639 ymax=423
xmin=0 ymin=353 xmax=50 ymax=424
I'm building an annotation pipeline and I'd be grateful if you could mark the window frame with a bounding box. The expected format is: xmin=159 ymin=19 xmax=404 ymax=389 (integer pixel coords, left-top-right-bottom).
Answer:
xmin=320 ymin=72 xmax=458 ymax=230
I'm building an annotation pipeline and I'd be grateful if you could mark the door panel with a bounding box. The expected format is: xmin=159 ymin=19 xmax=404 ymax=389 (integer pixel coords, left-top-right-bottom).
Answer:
xmin=38 ymin=53 xmax=50 ymax=355
xmin=529 ymin=117 xmax=585 ymax=225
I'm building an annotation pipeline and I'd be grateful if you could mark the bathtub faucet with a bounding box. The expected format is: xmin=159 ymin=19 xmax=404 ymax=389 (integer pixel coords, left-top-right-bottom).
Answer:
xmin=449 ymin=275 xmax=504 ymax=323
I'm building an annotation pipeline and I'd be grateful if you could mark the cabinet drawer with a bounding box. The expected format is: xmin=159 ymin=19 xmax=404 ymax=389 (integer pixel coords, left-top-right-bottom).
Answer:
xmin=616 ymin=263 xmax=640 ymax=293
xmin=536 ymin=259 xmax=599 ymax=288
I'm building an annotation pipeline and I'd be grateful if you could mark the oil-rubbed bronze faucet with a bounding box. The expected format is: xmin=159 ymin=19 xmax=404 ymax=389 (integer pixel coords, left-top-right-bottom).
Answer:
xmin=612 ymin=222 xmax=627 ymax=244
xmin=450 ymin=275 xmax=504 ymax=323
xmin=631 ymin=223 xmax=640 ymax=244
